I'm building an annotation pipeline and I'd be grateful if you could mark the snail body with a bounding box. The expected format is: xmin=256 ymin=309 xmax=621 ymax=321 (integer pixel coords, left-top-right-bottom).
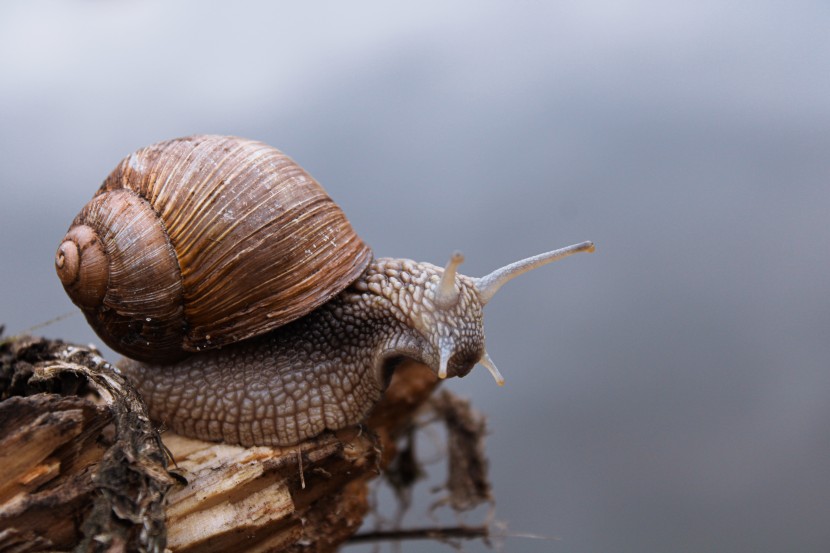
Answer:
xmin=56 ymin=135 xmax=594 ymax=447
xmin=119 ymin=258 xmax=485 ymax=446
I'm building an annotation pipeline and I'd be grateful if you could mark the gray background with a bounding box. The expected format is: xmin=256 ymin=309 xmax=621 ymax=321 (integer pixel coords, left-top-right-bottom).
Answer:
xmin=2 ymin=2 xmax=829 ymax=552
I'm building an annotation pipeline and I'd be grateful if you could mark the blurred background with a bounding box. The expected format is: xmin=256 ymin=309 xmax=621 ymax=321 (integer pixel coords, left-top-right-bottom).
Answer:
xmin=1 ymin=1 xmax=829 ymax=552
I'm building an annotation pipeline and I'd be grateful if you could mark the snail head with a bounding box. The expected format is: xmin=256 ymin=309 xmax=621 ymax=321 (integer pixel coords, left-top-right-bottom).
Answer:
xmin=404 ymin=241 xmax=595 ymax=386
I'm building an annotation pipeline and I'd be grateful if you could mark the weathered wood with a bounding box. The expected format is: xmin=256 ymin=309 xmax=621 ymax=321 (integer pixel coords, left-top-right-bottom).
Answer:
xmin=0 ymin=336 xmax=174 ymax=552
xmin=0 ymin=394 xmax=108 ymax=550
xmin=161 ymin=432 xmax=374 ymax=552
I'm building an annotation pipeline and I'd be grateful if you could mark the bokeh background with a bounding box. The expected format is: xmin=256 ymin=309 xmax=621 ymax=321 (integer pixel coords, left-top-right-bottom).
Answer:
xmin=2 ymin=2 xmax=829 ymax=552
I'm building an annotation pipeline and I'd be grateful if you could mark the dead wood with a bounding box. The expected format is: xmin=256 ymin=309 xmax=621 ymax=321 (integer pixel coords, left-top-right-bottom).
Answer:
xmin=0 ymin=334 xmax=174 ymax=552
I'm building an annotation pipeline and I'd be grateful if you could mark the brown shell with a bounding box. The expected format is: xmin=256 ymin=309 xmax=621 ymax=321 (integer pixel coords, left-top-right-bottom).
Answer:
xmin=56 ymin=135 xmax=372 ymax=363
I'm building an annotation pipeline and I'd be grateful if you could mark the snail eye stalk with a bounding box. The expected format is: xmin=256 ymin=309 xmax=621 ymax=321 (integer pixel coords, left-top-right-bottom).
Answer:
xmin=435 ymin=251 xmax=465 ymax=309
xmin=474 ymin=241 xmax=595 ymax=305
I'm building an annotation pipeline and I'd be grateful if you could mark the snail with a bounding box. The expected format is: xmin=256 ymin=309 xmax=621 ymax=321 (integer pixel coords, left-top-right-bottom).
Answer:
xmin=55 ymin=135 xmax=594 ymax=447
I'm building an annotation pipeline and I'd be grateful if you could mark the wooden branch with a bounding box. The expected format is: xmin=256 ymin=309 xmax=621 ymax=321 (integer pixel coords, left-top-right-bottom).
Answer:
xmin=349 ymin=524 xmax=490 ymax=544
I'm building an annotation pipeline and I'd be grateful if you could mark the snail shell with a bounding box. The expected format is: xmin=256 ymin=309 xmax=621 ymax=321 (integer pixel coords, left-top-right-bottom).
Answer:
xmin=55 ymin=135 xmax=372 ymax=363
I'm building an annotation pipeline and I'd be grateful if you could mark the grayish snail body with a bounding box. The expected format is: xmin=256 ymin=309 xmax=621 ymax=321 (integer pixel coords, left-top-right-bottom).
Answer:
xmin=55 ymin=135 xmax=594 ymax=447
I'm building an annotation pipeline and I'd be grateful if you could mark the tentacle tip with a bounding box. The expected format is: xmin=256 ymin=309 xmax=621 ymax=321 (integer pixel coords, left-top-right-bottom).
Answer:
xmin=585 ymin=241 xmax=596 ymax=253
xmin=479 ymin=352 xmax=505 ymax=386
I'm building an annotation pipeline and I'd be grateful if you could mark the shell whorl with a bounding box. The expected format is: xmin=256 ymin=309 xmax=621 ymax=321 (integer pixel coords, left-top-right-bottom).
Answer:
xmin=56 ymin=225 xmax=108 ymax=309
xmin=56 ymin=135 xmax=372 ymax=363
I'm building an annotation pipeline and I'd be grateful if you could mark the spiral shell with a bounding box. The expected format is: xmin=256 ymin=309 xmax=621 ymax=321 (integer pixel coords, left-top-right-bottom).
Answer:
xmin=56 ymin=135 xmax=372 ymax=363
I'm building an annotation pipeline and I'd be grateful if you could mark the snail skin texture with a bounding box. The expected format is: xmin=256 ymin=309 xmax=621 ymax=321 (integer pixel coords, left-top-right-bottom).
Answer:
xmin=56 ymin=135 xmax=594 ymax=447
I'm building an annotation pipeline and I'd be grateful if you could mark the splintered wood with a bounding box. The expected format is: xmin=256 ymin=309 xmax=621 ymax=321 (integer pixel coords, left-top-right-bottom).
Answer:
xmin=0 ymin=335 xmax=490 ymax=553
xmin=0 ymin=336 xmax=173 ymax=552
xmin=0 ymin=394 xmax=111 ymax=549
xmin=161 ymin=431 xmax=377 ymax=552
